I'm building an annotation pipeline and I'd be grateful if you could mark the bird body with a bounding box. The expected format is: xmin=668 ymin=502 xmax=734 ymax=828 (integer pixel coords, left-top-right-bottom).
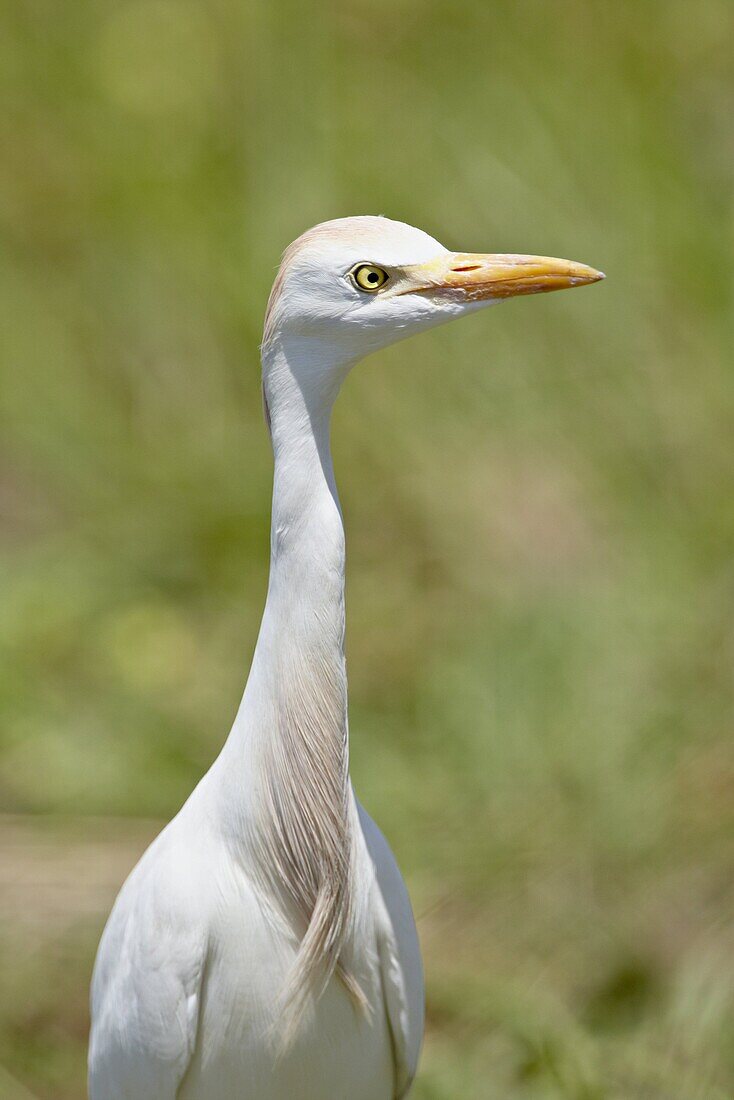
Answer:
xmin=89 ymin=217 xmax=602 ymax=1099
xmin=90 ymin=789 xmax=420 ymax=1100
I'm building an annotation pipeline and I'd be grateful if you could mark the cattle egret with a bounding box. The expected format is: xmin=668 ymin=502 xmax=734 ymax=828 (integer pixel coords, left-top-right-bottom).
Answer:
xmin=89 ymin=216 xmax=603 ymax=1100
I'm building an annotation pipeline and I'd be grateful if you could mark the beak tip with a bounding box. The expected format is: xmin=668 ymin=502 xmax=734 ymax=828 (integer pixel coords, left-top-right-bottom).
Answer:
xmin=576 ymin=266 xmax=605 ymax=286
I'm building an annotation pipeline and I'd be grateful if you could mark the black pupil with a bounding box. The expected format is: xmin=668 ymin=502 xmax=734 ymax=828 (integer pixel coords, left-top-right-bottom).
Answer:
xmin=367 ymin=271 xmax=379 ymax=284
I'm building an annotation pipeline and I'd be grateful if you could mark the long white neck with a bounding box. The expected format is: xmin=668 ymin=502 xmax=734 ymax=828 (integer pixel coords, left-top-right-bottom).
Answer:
xmin=213 ymin=336 xmax=362 ymax=1019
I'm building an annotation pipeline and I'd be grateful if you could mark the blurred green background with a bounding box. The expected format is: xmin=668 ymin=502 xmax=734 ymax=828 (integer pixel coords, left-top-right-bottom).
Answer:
xmin=2 ymin=1 xmax=734 ymax=1097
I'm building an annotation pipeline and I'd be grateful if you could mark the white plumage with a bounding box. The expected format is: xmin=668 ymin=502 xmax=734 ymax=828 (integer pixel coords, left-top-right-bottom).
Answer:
xmin=89 ymin=216 xmax=602 ymax=1099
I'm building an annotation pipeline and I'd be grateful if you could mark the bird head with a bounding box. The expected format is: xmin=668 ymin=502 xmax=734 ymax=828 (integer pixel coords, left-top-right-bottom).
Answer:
xmin=261 ymin=216 xmax=603 ymax=418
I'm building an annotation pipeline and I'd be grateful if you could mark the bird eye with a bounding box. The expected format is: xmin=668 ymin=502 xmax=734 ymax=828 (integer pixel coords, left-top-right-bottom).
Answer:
xmin=350 ymin=263 xmax=389 ymax=293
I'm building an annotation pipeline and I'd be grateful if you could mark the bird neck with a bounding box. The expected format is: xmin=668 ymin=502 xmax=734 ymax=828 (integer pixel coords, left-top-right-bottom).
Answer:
xmin=260 ymin=337 xmax=350 ymax=730
xmin=265 ymin=338 xmax=347 ymax=592
xmin=216 ymin=336 xmax=359 ymax=1012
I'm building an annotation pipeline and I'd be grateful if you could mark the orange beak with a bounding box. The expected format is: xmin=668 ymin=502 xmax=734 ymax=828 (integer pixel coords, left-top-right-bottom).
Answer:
xmin=398 ymin=252 xmax=605 ymax=301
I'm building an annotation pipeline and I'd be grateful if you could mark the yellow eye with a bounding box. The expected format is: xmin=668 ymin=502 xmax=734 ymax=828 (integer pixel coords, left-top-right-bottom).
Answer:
xmin=351 ymin=263 xmax=389 ymax=293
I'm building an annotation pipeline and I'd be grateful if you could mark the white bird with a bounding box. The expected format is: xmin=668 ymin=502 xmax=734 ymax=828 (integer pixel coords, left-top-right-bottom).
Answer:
xmin=88 ymin=216 xmax=602 ymax=1100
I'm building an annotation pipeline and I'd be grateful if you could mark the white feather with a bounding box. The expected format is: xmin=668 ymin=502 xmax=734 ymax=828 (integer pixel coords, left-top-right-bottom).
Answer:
xmin=89 ymin=215 xmax=516 ymax=1099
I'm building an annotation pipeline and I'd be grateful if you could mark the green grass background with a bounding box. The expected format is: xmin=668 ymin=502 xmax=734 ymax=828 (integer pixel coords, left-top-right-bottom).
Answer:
xmin=2 ymin=1 xmax=734 ymax=1096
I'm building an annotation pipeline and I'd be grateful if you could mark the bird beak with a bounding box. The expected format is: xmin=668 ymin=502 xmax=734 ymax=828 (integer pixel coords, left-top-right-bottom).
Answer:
xmin=398 ymin=252 xmax=605 ymax=302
